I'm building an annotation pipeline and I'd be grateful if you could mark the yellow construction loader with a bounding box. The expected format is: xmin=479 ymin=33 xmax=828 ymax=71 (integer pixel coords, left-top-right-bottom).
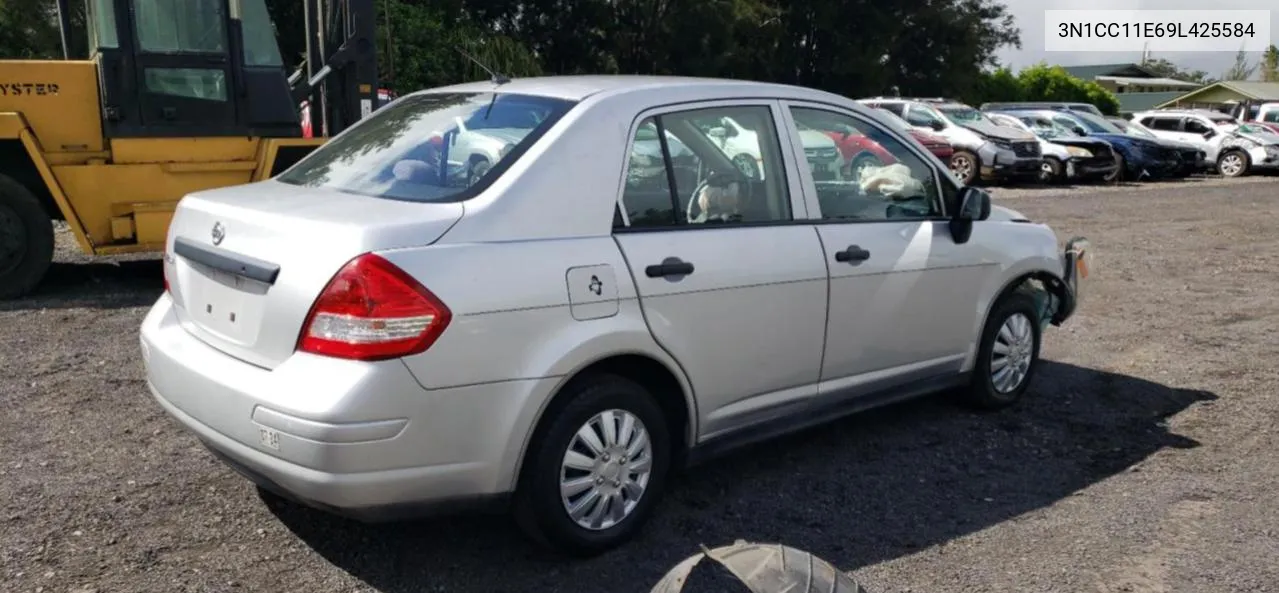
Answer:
xmin=0 ymin=0 xmax=380 ymax=298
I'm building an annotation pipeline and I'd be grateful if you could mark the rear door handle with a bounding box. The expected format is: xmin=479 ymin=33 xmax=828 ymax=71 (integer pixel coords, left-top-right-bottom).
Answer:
xmin=645 ymin=258 xmax=695 ymax=278
xmin=834 ymin=245 xmax=871 ymax=263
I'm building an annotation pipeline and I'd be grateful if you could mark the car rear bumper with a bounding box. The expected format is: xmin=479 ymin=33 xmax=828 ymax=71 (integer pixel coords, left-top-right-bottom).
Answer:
xmin=140 ymin=295 xmax=554 ymax=519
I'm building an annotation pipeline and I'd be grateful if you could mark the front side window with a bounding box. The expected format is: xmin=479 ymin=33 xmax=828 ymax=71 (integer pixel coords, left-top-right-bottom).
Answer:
xmin=1184 ymin=119 xmax=1211 ymax=134
xmin=239 ymin=0 xmax=284 ymax=67
xmin=134 ymin=0 xmax=226 ymax=54
xmin=618 ymin=106 xmax=792 ymax=228
xmin=89 ymin=0 xmax=119 ymax=49
xmin=277 ymin=92 xmax=576 ymax=203
xmin=904 ymin=105 xmax=945 ymax=129
xmin=789 ymin=107 xmax=941 ymax=222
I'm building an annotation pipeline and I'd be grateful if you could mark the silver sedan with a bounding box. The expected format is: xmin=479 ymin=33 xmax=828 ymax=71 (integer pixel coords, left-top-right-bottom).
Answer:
xmin=141 ymin=75 xmax=1089 ymax=556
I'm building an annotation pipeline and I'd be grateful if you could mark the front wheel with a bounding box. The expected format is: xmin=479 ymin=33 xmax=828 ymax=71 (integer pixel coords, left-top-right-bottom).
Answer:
xmin=961 ymin=292 xmax=1042 ymax=410
xmin=1039 ymin=157 xmax=1064 ymax=184
xmin=0 ymin=175 xmax=54 ymax=300
xmin=514 ymin=373 xmax=672 ymax=556
xmin=1104 ymin=152 xmax=1126 ymax=183
xmin=1217 ymin=149 xmax=1249 ymax=178
xmin=846 ymin=152 xmax=884 ymax=181
xmin=950 ymin=150 xmax=979 ymax=185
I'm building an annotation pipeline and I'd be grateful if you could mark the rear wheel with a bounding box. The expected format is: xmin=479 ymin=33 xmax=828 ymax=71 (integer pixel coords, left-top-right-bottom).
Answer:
xmin=961 ymin=292 xmax=1042 ymax=410
xmin=950 ymin=150 xmax=978 ymax=185
xmin=513 ymin=373 xmax=672 ymax=556
xmin=1217 ymin=149 xmax=1249 ymax=178
xmin=0 ymin=174 xmax=54 ymax=300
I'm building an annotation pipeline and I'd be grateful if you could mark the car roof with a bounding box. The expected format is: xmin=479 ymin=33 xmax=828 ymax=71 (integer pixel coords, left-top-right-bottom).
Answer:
xmin=415 ymin=75 xmax=826 ymax=102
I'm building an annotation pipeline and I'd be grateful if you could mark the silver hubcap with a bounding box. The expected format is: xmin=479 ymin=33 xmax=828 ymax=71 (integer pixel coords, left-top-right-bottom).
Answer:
xmin=1220 ymin=154 xmax=1243 ymax=176
xmin=1040 ymin=161 xmax=1055 ymax=179
xmin=559 ymin=409 xmax=653 ymax=531
xmin=951 ymin=155 xmax=973 ymax=181
xmin=991 ymin=313 xmax=1034 ymax=394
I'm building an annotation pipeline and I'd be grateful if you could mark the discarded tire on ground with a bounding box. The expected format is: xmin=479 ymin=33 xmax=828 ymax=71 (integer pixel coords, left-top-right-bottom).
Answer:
xmin=650 ymin=541 xmax=868 ymax=593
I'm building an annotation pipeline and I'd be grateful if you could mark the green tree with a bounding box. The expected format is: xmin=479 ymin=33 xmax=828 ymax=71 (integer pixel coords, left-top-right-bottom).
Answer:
xmin=991 ymin=63 xmax=1121 ymax=115
xmin=1221 ymin=46 xmax=1258 ymax=81
xmin=0 ymin=0 xmax=84 ymax=59
xmin=1139 ymin=57 xmax=1212 ymax=84
xmin=1260 ymin=44 xmax=1279 ymax=83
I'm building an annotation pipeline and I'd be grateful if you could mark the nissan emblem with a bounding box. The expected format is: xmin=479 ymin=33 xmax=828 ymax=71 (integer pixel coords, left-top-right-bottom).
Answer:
xmin=211 ymin=222 xmax=226 ymax=246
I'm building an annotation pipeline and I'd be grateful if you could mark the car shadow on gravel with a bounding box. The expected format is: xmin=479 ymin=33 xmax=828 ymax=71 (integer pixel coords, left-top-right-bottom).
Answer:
xmin=265 ymin=360 xmax=1215 ymax=593
xmin=0 ymin=260 xmax=163 ymax=312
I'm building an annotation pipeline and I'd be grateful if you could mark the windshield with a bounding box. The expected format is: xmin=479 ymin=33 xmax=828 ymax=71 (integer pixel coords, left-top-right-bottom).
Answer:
xmin=1116 ymin=120 xmax=1156 ymax=138
xmin=1069 ymin=112 xmax=1121 ymax=134
xmin=1238 ymin=123 xmax=1279 ymax=138
xmin=938 ymin=105 xmax=986 ymax=124
xmin=277 ymin=92 xmax=575 ymax=202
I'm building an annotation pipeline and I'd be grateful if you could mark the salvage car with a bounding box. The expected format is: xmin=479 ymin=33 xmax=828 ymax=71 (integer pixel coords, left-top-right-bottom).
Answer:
xmin=1213 ymin=122 xmax=1279 ymax=177
xmin=994 ymin=108 xmax=1184 ymax=181
xmin=986 ymin=112 xmax=1119 ymax=183
xmin=141 ymin=75 xmax=1088 ymax=556
xmin=1106 ymin=117 xmax=1207 ymax=177
xmin=873 ymin=107 xmax=955 ymax=163
xmin=858 ymin=97 xmax=1042 ymax=185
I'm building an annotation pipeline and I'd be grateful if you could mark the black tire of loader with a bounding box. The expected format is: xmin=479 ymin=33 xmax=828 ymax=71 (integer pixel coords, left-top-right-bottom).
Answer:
xmin=0 ymin=174 xmax=54 ymax=300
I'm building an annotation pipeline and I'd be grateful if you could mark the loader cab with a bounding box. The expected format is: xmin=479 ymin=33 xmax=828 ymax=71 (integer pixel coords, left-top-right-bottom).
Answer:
xmin=86 ymin=0 xmax=301 ymax=138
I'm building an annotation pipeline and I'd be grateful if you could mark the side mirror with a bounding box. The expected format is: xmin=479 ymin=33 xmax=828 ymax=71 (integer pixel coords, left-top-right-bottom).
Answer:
xmin=950 ymin=186 xmax=990 ymax=244
xmin=1073 ymin=126 xmax=1087 ymax=136
xmin=708 ymin=127 xmax=727 ymax=139
xmin=929 ymin=120 xmax=946 ymax=132
xmin=1202 ymin=129 xmax=1216 ymax=139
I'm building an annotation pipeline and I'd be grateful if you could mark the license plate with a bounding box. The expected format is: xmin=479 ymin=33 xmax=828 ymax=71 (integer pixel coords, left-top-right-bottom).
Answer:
xmin=258 ymin=427 xmax=280 ymax=450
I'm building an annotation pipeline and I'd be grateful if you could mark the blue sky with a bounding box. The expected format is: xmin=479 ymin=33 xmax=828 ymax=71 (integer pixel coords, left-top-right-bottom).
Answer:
xmin=995 ymin=0 xmax=1277 ymax=78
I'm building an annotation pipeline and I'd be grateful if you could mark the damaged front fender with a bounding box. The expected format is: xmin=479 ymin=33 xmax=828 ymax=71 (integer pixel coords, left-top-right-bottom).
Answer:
xmin=1016 ymin=236 xmax=1090 ymax=328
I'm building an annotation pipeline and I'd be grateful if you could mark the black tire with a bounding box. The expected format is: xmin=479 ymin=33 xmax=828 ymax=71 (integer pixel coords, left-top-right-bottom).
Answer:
xmin=1039 ymin=157 xmax=1064 ymax=184
xmin=513 ymin=373 xmax=672 ymax=556
xmin=846 ymin=152 xmax=883 ymax=181
xmin=466 ymin=157 xmax=491 ymax=186
xmin=0 ymin=174 xmax=54 ymax=300
xmin=1105 ymin=152 xmax=1126 ymax=183
xmin=1216 ymin=149 xmax=1249 ymax=178
xmin=731 ymin=153 xmax=760 ymax=179
xmin=961 ymin=291 xmax=1042 ymax=410
xmin=950 ymin=150 xmax=979 ymax=185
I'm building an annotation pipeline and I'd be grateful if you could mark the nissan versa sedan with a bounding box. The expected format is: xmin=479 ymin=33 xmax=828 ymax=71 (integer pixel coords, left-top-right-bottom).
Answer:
xmin=141 ymin=76 xmax=1089 ymax=556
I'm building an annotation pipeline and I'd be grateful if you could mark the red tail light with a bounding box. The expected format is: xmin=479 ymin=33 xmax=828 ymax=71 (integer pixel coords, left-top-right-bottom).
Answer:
xmin=298 ymin=253 xmax=451 ymax=361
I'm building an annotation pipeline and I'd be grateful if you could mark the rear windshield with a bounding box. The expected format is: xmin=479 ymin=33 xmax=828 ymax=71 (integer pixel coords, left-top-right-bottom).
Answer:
xmin=277 ymin=92 xmax=576 ymax=202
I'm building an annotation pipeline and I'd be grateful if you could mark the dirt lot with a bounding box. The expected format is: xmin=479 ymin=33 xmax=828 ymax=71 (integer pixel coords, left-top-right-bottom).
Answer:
xmin=3 ymin=174 xmax=1279 ymax=593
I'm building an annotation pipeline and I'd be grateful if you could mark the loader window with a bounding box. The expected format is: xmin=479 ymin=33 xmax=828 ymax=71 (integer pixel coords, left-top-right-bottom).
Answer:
xmin=133 ymin=0 xmax=227 ymax=54
xmin=88 ymin=0 xmax=119 ymax=49
xmin=144 ymin=68 xmax=228 ymax=102
xmin=240 ymin=0 xmax=284 ymax=67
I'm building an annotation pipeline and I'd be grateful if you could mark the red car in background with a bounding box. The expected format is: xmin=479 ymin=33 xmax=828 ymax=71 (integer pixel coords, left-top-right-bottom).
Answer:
xmin=873 ymin=108 xmax=954 ymax=162
xmin=807 ymin=122 xmax=898 ymax=179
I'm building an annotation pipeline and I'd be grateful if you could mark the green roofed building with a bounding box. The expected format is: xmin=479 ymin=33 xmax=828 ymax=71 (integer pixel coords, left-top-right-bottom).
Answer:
xmin=1059 ymin=63 xmax=1203 ymax=116
xmin=1156 ymin=81 xmax=1279 ymax=110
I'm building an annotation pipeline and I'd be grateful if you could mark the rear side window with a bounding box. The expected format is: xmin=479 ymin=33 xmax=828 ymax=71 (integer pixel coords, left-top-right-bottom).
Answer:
xmin=1144 ymin=117 xmax=1181 ymax=131
xmin=277 ymin=92 xmax=576 ymax=203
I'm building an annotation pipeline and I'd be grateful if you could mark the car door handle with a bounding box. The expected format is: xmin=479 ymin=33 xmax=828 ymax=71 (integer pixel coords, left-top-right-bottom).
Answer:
xmin=645 ymin=259 xmax=695 ymax=278
xmin=834 ymin=245 xmax=871 ymax=263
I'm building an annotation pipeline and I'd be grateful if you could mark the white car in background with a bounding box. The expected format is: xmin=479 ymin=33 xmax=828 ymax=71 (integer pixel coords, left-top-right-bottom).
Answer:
xmin=1131 ymin=110 xmax=1235 ymax=161
xmin=699 ymin=115 xmax=843 ymax=181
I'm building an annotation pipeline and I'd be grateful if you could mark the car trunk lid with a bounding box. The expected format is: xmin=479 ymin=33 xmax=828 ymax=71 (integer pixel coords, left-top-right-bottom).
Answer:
xmin=165 ymin=180 xmax=464 ymax=369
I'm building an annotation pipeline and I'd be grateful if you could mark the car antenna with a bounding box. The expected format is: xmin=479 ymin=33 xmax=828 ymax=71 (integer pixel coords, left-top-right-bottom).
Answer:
xmin=456 ymin=47 xmax=511 ymax=85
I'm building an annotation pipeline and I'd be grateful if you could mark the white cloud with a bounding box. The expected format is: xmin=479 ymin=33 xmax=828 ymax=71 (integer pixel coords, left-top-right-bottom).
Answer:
xmin=995 ymin=0 xmax=1277 ymax=78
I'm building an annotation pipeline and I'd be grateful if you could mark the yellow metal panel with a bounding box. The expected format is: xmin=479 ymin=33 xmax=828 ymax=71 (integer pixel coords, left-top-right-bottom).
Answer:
xmin=0 ymin=112 xmax=26 ymax=138
xmin=110 ymin=216 xmax=135 ymax=241
xmin=134 ymin=208 xmax=173 ymax=245
xmin=0 ymin=60 xmax=104 ymax=153
xmin=15 ymin=128 xmax=96 ymax=253
xmin=253 ymin=137 xmax=325 ymax=181
xmin=110 ymin=137 xmax=261 ymax=164
xmin=51 ymin=163 xmax=254 ymax=250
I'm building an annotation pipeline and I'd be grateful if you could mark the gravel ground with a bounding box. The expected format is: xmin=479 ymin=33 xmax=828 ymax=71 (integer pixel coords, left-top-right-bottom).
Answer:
xmin=3 ymin=174 xmax=1279 ymax=593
